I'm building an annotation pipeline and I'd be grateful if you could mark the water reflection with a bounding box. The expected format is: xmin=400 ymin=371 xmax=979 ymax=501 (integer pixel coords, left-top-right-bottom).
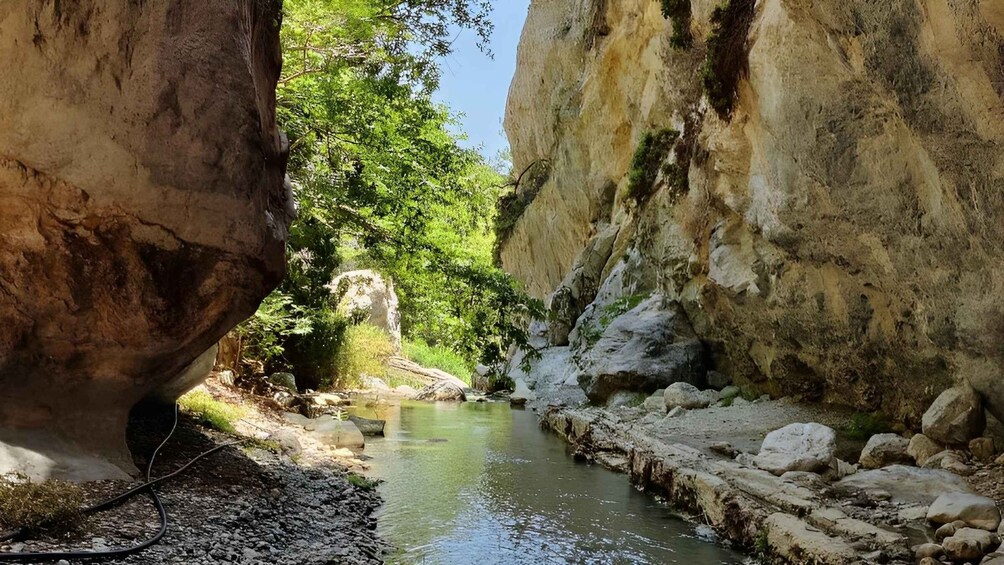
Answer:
xmin=360 ymin=401 xmax=746 ymax=564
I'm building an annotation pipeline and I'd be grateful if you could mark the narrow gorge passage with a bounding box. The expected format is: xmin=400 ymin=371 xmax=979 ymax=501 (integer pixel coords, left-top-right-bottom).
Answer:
xmin=2 ymin=0 xmax=1004 ymax=564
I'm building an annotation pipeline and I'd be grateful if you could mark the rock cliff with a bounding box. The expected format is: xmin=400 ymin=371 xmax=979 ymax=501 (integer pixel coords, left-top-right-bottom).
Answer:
xmin=0 ymin=0 xmax=292 ymax=479
xmin=502 ymin=0 xmax=1004 ymax=424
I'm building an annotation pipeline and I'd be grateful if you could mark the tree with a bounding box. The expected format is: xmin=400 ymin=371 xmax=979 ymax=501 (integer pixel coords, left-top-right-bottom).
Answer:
xmin=235 ymin=0 xmax=540 ymax=387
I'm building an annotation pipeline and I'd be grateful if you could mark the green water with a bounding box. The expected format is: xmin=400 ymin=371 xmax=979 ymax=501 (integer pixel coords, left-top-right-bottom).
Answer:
xmin=357 ymin=400 xmax=748 ymax=564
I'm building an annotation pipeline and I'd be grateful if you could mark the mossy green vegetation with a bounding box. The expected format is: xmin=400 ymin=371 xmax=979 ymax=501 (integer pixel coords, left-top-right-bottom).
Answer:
xmin=702 ymin=0 xmax=756 ymax=119
xmin=346 ymin=473 xmax=379 ymax=491
xmin=599 ymin=294 xmax=648 ymax=326
xmin=178 ymin=391 xmax=248 ymax=434
xmin=660 ymin=0 xmax=693 ymax=49
xmin=0 ymin=474 xmax=85 ymax=532
xmin=841 ymin=412 xmax=892 ymax=441
xmin=331 ymin=324 xmax=396 ymax=389
xmin=627 ymin=129 xmax=679 ymax=202
xmin=493 ymin=159 xmax=551 ymax=264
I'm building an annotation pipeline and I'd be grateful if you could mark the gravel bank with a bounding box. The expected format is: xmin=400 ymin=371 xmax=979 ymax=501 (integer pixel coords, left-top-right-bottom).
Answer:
xmin=1 ymin=397 xmax=384 ymax=564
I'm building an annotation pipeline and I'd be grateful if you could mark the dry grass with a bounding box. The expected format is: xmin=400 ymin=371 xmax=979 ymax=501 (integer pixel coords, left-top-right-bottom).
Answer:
xmin=0 ymin=473 xmax=85 ymax=532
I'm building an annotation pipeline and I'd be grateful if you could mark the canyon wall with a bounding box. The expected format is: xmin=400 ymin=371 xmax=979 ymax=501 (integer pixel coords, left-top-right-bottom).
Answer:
xmin=0 ymin=1 xmax=292 ymax=479
xmin=502 ymin=0 xmax=1004 ymax=424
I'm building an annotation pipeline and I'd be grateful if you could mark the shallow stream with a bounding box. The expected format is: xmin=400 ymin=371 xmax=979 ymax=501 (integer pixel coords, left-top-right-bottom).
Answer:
xmin=353 ymin=400 xmax=747 ymax=564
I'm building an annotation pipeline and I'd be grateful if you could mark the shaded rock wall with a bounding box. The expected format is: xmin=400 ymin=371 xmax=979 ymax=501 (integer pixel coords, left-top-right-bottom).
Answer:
xmin=0 ymin=0 xmax=292 ymax=477
xmin=502 ymin=0 xmax=1004 ymax=424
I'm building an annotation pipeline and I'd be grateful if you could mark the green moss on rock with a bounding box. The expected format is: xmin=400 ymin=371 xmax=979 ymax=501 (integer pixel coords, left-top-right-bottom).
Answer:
xmin=627 ymin=129 xmax=679 ymax=203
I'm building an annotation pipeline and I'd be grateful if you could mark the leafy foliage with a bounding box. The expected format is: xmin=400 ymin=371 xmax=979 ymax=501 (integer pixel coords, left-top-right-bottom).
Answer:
xmin=493 ymin=159 xmax=550 ymax=265
xmin=331 ymin=324 xmax=396 ymax=389
xmin=0 ymin=474 xmax=84 ymax=532
xmin=702 ymin=0 xmax=755 ymax=119
xmin=660 ymin=0 xmax=693 ymax=49
xmin=599 ymin=294 xmax=648 ymax=326
xmin=234 ymin=0 xmax=542 ymax=385
xmin=627 ymin=129 xmax=679 ymax=202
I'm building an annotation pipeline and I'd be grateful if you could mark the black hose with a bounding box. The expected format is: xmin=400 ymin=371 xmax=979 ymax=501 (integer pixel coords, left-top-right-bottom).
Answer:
xmin=0 ymin=404 xmax=243 ymax=562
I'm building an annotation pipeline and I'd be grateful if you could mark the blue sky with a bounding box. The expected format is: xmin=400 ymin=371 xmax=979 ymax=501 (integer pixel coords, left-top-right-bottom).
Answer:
xmin=433 ymin=1 xmax=531 ymax=162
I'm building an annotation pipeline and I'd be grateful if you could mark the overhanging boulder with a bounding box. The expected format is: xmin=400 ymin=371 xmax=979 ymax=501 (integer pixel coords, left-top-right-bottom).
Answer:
xmin=0 ymin=1 xmax=292 ymax=480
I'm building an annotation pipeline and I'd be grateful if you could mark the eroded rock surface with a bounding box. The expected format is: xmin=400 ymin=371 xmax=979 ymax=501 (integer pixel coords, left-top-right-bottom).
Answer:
xmin=0 ymin=1 xmax=292 ymax=478
xmin=501 ymin=0 xmax=1004 ymax=421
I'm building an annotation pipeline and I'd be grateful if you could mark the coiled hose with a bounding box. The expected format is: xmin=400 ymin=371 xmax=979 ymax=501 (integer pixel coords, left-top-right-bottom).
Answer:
xmin=0 ymin=404 xmax=244 ymax=562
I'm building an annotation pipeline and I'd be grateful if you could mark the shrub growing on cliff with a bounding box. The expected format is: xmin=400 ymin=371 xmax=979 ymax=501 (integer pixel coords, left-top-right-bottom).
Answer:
xmin=0 ymin=474 xmax=84 ymax=532
xmin=627 ymin=129 xmax=679 ymax=202
xmin=493 ymin=159 xmax=551 ymax=265
xmin=660 ymin=0 xmax=693 ymax=48
xmin=702 ymin=0 xmax=756 ymax=119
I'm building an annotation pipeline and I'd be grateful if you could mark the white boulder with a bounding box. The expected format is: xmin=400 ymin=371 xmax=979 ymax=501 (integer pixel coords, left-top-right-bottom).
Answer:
xmin=664 ymin=382 xmax=714 ymax=410
xmin=329 ymin=270 xmax=402 ymax=350
xmin=922 ymin=385 xmax=986 ymax=446
xmin=927 ymin=493 xmax=1002 ymax=531
xmin=755 ymin=423 xmax=837 ymax=476
xmin=859 ymin=433 xmax=911 ymax=469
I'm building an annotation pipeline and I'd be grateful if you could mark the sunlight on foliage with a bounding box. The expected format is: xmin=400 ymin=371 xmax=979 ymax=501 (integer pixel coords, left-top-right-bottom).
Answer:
xmin=403 ymin=339 xmax=472 ymax=383
xmin=179 ymin=391 xmax=248 ymax=434
xmin=332 ymin=324 xmax=396 ymax=389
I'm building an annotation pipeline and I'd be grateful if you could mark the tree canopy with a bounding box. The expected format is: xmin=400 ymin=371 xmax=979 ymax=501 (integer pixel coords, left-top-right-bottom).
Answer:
xmin=235 ymin=0 xmax=539 ymax=388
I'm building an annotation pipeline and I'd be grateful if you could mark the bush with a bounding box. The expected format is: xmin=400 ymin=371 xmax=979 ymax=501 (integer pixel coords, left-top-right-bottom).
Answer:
xmin=284 ymin=304 xmax=348 ymax=390
xmin=0 ymin=474 xmax=84 ymax=532
xmin=627 ymin=129 xmax=679 ymax=202
xmin=331 ymin=324 xmax=396 ymax=389
xmin=178 ymin=391 xmax=248 ymax=434
xmin=403 ymin=339 xmax=472 ymax=383
xmin=493 ymin=160 xmax=551 ymax=265
xmin=702 ymin=0 xmax=756 ymax=119
xmin=661 ymin=0 xmax=693 ymax=48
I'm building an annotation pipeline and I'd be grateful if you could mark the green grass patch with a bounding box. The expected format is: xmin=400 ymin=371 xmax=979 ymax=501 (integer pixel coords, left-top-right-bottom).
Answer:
xmin=241 ymin=438 xmax=281 ymax=454
xmin=384 ymin=367 xmax=430 ymax=390
xmin=331 ymin=323 xmax=396 ymax=389
xmin=346 ymin=473 xmax=379 ymax=490
xmin=0 ymin=474 xmax=85 ymax=532
xmin=842 ymin=412 xmax=892 ymax=441
xmin=178 ymin=390 xmax=248 ymax=434
xmin=403 ymin=339 xmax=472 ymax=384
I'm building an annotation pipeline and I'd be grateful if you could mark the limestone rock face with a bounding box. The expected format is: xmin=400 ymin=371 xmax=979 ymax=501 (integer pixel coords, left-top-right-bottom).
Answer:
xmin=329 ymin=270 xmax=402 ymax=350
xmin=576 ymin=295 xmax=706 ymax=403
xmin=0 ymin=1 xmax=292 ymax=478
xmin=503 ymin=0 xmax=1004 ymax=421
xmin=927 ymin=493 xmax=1002 ymax=531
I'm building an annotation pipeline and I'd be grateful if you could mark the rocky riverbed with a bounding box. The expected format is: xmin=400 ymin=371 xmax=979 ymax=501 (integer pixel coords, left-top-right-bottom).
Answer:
xmin=523 ymin=368 xmax=1004 ymax=564
xmin=0 ymin=380 xmax=384 ymax=565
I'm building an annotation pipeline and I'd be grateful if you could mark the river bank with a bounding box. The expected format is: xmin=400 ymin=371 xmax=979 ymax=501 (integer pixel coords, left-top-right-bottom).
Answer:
xmin=0 ymin=377 xmax=383 ymax=565
xmin=522 ymin=373 xmax=1004 ymax=565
